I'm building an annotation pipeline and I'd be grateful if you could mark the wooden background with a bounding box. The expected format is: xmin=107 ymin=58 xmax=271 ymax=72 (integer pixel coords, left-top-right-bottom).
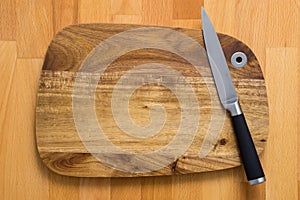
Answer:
xmin=0 ymin=0 xmax=298 ymax=199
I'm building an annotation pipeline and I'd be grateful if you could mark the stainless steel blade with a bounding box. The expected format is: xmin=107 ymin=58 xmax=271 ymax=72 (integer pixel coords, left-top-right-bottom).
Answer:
xmin=201 ymin=8 xmax=265 ymax=185
xmin=201 ymin=8 xmax=241 ymax=116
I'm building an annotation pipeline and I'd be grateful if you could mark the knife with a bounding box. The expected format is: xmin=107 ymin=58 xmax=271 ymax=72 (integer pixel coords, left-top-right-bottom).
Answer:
xmin=201 ymin=7 xmax=265 ymax=185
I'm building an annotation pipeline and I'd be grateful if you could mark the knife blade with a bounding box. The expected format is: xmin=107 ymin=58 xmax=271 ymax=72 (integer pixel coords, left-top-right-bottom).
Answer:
xmin=201 ymin=7 xmax=265 ymax=185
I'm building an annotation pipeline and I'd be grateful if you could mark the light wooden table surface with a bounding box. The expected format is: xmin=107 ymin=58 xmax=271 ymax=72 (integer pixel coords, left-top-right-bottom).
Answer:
xmin=0 ymin=0 xmax=299 ymax=199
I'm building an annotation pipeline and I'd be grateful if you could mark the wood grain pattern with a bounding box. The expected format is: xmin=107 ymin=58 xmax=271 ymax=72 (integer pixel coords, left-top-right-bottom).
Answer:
xmin=141 ymin=0 xmax=173 ymax=25
xmin=111 ymin=0 xmax=142 ymax=24
xmin=52 ymin=0 xmax=78 ymax=34
xmin=173 ymin=0 xmax=203 ymax=19
xmin=0 ymin=0 xmax=299 ymax=199
xmin=0 ymin=58 xmax=49 ymax=199
xmin=78 ymin=0 xmax=111 ymax=23
xmin=0 ymin=0 xmax=16 ymax=40
xmin=36 ymin=23 xmax=268 ymax=177
xmin=265 ymin=48 xmax=298 ymax=200
xmin=0 ymin=41 xmax=18 ymax=200
xmin=16 ymin=0 xmax=53 ymax=57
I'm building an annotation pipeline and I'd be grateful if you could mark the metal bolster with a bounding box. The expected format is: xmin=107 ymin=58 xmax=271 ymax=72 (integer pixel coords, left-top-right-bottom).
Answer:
xmin=225 ymin=101 xmax=242 ymax=116
xmin=249 ymin=177 xmax=266 ymax=185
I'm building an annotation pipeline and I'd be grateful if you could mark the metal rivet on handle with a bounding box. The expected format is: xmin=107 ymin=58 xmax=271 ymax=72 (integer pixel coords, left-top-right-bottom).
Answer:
xmin=231 ymin=52 xmax=247 ymax=68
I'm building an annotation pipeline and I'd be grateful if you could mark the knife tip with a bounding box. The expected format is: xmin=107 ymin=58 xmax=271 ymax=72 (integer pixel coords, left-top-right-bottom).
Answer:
xmin=200 ymin=7 xmax=208 ymax=30
xmin=201 ymin=7 xmax=207 ymax=19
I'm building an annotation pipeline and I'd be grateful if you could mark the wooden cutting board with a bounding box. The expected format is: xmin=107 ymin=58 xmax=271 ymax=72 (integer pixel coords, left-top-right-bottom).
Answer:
xmin=36 ymin=23 xmax=268 ymax=177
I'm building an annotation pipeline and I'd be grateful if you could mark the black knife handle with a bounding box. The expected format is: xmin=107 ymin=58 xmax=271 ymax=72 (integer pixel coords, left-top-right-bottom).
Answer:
xmin=232 ymin=113 xmax=265 ymax=185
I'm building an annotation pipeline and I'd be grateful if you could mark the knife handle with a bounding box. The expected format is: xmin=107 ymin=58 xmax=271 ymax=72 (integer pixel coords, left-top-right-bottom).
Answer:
xmin=232 ymin=113 xmax=265 ymax=185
